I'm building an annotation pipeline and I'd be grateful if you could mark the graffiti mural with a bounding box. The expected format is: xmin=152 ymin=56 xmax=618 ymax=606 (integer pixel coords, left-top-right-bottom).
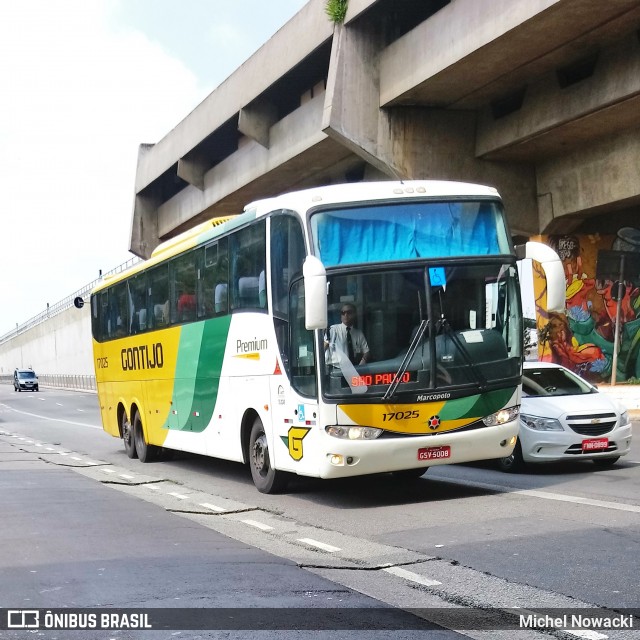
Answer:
xmin=532 ymin=228 xmax=640 ymax=383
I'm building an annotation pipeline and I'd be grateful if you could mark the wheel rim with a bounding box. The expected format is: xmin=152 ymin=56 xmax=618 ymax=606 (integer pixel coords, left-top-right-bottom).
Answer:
xmin=252 ymin=433 xmax=269 ymax=477
xmin=123 ymin=420 xmax=133 ymax=448
xmin=501 ymin=453 xmax=515 ymax=470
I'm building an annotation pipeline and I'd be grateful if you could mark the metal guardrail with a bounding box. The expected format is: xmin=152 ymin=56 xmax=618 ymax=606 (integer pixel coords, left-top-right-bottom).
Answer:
xmin=0 ymin=374 xmax=96 ymax=392
xmin=0 ymin=257 xmax=141 ymax=345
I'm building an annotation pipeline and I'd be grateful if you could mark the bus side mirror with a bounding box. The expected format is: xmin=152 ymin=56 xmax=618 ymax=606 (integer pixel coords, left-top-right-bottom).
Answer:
xmin=303 ymin=256 xmax=327 ymax=330
xmin=74 ymin=296 xmax=85 ymax=309
xmin=516 ymin=242 xmax=566 ymax=313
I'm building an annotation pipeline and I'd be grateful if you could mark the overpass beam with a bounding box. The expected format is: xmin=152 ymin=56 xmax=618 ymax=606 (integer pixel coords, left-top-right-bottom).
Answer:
xmin=536 ymin=128 xmax=640 ymax=233
xmin=238 ymin=101 xmax=278 ymax=148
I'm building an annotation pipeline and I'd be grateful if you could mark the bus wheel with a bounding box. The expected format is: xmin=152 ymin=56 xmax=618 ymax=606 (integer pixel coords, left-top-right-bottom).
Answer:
xmin=133 ymin=412 xmax=158 ymax=463
xmin=249 ymin=417 xmax=288 ymax=494
xmin=122 ymin=412 xmax=137 ymax=459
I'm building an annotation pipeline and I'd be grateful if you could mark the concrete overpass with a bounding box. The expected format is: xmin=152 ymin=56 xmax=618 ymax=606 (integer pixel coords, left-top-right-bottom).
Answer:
xmin=130 ymin=0 xmax=640 ymax=257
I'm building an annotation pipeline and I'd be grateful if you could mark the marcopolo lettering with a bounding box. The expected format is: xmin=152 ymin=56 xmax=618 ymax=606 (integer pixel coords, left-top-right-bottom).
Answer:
xmin=121 ymin=343 xmax=164 ymax=371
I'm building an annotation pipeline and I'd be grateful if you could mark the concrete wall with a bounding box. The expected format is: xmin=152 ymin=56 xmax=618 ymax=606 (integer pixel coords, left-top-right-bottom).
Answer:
xmin=0 ymin=306 xmax=94 ymax=378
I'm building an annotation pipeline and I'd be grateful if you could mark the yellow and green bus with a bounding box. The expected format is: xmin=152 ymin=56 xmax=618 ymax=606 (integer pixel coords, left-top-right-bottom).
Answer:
xmin=88 ymin=180 xmax=564 ymax=493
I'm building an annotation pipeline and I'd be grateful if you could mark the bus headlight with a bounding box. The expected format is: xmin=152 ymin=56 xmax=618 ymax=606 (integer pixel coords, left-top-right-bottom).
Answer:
xmin=482 ymin=406 xmax=519 ymax=427
xmin=325 ymin=425 xmax=383 ymax=440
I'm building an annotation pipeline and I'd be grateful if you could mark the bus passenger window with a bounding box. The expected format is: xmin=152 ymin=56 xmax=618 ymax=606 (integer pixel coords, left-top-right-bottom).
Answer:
xmin=230 ymin=221 xmax=266 ymax=311
xmin=214 ymin=283 xmax=228 ymax=314
xmin=148 ymin=265 xmax=169 ymax=327
xmin=172 ymin=252 xmax=197 ymax=324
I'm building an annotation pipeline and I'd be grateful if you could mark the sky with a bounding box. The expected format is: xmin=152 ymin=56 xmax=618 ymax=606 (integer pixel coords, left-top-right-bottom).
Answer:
xmin=0 ymin=0 xmax=308 ymax=336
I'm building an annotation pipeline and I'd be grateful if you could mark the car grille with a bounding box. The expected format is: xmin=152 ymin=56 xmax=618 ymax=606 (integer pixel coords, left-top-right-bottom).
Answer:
xmin=565 ymin=412 xmax=618 ymax=436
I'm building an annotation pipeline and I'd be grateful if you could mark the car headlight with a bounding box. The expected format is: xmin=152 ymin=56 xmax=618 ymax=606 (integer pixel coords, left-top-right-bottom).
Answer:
xmin=482 ymin=406 xmax=519 ymax=427
xmin=520 ymin=413 xmax=563 ymax=431
xmin=325 ymin=425 xmax=383 ymax=440
xmin=620 ymin=411 xmax=629 ymax=425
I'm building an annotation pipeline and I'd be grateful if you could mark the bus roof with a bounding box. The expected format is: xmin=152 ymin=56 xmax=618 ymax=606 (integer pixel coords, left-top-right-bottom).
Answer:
xmin=244 ymin=180 xmax=500 ymax=216
xmin=93 ymin=180 xmax=501 ymax=293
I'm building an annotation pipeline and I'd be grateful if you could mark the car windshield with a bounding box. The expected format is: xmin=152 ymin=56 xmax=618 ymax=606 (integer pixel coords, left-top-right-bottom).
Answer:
xmin=523 ymin=366 xmax=595 ymax=397
xmin=18 ymin=371 xmax=36 ymax=379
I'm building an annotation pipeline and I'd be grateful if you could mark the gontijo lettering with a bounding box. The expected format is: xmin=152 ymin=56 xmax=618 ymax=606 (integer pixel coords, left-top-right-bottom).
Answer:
xmin=121 ymin=343 xmax=164 ymax=371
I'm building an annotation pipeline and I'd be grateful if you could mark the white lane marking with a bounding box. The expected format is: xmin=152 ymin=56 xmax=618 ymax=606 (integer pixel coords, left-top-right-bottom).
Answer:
xmin=3 ymin=406 xmax=102 ymax=429
xmin=70 ymin=456 xmax=83 ymax=461
xmin=298 ymin=538 xmax=341 ymax=553
xmin=514 ymin=489 xmax=640 ymax=514
xmin=144 ymin=484 xmax=160 ymax=491
xmin=242 ymin=519 xmax=274 ymax=531
xmin=442 ymin=478 xmax=640 ymax=514
xmin=119 ymin=474 xmax=134 ymax=480
xmin=38 ymin=398 xmax=45 ymax=401
xmin=200 ymin=502 xmax=226 ymax=512
xmin=383 ymin=566 xmax=442 ymax=587
xmin=102 ymin=469 xmax=116 ymax=474
xmin=566 ymin=631 xmax=608 ymax=640
xmin=56 ymin=403 xmax=63 ymax=407
xmin=169 ymin=492 xmax=189 ymax=500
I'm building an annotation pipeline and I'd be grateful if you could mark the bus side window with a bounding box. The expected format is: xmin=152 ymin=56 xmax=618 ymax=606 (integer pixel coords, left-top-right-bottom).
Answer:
xmin=270 ymin=213 xmax=306 ymax=374
xmin=230 ymin=221 xmax=266 ymax=311
xmin=290 ymin=279 xmax=317 ymax=397
xmin=203 ymin=237 xmax=229 ymax=318
xmin=171 ymin=252 xmax=197 ymax=324
xmin=148 ymin=264 xmax=169 ymax=327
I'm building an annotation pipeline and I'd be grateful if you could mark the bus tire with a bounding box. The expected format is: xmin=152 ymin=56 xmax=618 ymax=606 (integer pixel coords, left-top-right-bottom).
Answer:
xmin=249 ymin=416 xmax=288 ymax=494
xmin=133 ymin=411 xmax=159 ymax=463
xmin=121 ymin=411 xmax=137 ymax=459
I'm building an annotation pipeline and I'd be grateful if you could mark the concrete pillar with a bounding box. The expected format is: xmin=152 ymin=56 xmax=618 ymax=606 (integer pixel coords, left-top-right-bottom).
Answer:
xmin=322 ymin=21 xmax=539 ymax=236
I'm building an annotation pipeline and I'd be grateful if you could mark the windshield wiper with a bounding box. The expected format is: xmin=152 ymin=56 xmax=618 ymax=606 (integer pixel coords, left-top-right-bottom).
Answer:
xmin=382 ymin=320 xmax=428 ymax=401
xmin=437 ymin=317 xmax=488 ymax=390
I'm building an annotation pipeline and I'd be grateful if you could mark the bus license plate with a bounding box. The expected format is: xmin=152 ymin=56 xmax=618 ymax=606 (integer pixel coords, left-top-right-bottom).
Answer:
xmin=417 ymin=445 xmax=451 ymax=461
xmin=582 ymin=438 xmax=608 ymax=451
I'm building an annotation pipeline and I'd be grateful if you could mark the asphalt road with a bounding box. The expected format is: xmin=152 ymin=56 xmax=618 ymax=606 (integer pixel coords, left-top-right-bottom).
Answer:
xmin=1 ymin=384 xmax=638 ymax=639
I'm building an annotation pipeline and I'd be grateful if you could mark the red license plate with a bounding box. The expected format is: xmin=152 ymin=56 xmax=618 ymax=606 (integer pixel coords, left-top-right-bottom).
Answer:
xmin=582 ymin=438 xmax=609 ymax=451
xmin=417 ymin=445 xmax=451 ymax=461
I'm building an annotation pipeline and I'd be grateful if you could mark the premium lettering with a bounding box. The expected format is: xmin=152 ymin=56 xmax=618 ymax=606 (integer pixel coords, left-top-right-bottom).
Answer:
xmin=121 ymin=343 xmax=164 ymax=371
xmin=237 ymin=337 xmax=268 ymax=353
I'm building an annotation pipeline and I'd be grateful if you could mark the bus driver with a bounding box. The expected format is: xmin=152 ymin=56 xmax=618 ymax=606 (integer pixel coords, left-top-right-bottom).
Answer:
xmin=324 ymin=303 xmax=370 ymax=367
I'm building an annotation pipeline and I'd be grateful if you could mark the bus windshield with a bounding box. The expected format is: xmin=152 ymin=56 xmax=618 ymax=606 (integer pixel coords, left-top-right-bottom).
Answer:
xmin=321 ymin=262 xmax=522 ymax=399
xmin=310 ymin=199 xmax=511 ymax=266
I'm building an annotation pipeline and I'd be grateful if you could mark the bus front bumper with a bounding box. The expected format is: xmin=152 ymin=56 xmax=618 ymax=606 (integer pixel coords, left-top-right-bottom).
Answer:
xmin=316 ymin=420 xmax=519 ymax=479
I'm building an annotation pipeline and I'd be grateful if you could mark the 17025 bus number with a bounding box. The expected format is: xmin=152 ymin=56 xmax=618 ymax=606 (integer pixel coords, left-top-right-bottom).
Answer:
xmin=383 ymin=410 xmax=419 ymax=421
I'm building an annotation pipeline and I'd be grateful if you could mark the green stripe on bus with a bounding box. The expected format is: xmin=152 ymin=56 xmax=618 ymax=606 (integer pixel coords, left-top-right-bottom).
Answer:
xmin=170 ymin=316 xmax=232 ymax=432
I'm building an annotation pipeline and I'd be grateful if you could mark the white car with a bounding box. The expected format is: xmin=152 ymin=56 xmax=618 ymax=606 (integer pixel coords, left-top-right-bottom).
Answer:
xmin=499 ymin=361 xmax=632 ymax=472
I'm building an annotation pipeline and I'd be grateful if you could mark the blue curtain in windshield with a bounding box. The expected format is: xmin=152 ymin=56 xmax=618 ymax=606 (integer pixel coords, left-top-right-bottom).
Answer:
xmin=315 ymin=202 xmax=502 ymax=267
